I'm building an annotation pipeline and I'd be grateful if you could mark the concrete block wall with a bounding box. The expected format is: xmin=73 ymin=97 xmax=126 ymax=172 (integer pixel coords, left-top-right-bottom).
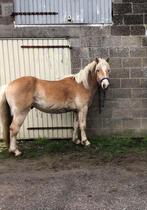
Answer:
xmin=0 ymin=0 xmax=147 ymax=137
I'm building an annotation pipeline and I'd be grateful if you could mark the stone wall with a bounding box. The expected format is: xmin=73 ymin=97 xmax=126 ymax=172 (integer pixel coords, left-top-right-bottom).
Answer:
xmin=0 ymin=0 xmax=147 ymax=137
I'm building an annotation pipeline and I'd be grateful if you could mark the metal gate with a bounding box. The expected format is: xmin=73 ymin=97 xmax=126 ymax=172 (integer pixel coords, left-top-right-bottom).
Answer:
xmin=0 ymin=38 xmax=73 ymax=139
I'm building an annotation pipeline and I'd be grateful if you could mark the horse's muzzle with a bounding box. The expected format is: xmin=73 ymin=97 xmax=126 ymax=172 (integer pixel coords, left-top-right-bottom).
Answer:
xmin=99 ymin=77 xmax=110 ymax=89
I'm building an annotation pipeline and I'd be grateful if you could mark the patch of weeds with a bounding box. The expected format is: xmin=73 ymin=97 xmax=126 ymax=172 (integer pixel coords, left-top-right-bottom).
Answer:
xmin=0 ymin=142 xmax=10 ymax=159
xmin=0 ymin=136 xmax=147 ymax=160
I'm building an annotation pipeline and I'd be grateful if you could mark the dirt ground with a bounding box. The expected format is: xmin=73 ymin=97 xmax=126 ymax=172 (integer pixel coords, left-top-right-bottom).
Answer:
xmin=0 ymin=153 xmax=147 ymax=210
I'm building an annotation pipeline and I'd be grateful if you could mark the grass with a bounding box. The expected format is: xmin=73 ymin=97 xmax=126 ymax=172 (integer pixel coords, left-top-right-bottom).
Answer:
xmin=0 ymin=136 xmax=147 ymax=160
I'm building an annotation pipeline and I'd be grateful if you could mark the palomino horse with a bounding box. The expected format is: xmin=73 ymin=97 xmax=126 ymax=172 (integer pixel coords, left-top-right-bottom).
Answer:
xmin=0 ymin=58 xmax=110 ymax=156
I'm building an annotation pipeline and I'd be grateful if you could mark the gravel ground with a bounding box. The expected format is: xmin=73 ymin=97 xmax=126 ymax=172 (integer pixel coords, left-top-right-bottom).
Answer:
xmin=0 ymin=155 xmax=147 ymax=210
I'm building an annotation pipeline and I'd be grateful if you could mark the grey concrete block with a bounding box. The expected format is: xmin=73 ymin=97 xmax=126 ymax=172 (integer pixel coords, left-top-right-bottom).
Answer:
xmin=87 ymin=118 xmax=103 ymax=129
xmin=133 ymin=109 xmax=147 ymax=118
xmin=0 ymin=16 xmax=13 ymax=25
xmin=122 ymin=119 xmax=141 ymax=129
xmin=143 ymin=58 xmax=147 ymax=66
xmin=89 ymin=48 xmax=109 ymax=58
xmin=122 ymin=58 xmax=142 ymax=68
xmin=81 ymin=35 xmax=101 ymax=47
xmin=133 ymin=3 xmax=147 ymax=13
xmin=130 ymin=68 xmax=144 ymax=78
xmin=81 ymin=58 xmax=91 ymax=68
xmin=121 ymin=78 xmax=141 ymax=88
xmin=110 ymin=58 xmax=122 ymax=68
xmin=71 ymin=55 xmax=81 ymax=69
xmin=141 ymin=119 xmax=147 ymax=129
xmin=113 ymin=88 xmax=131 ymax=98
xmin=114 ymin=98 xmax=142 ymax=109
xmin=112 ymin=108 xmax=133 ymax=119
xmin=113 ymin=3 xmax=132 ymax=14
xmin=0 ymin=0 xmax=13 ymax=2
xmin=121 ymin=37 xmax=142 ymax=47
xmin=130 ymin=47 xmax=146 ymax=57
xmin=110 ymin=68 xmax=129 ymax=78
xmin=111 ymin=26 xmax=130 ymax=36
xmin=71 ymin=68 xmax=80 ymax=74
xmin=80 ymin=48 xmax=90 ymax=58
xmin=124 ymin=14 xmax=143 ymax=25
xmin=131 ymin=26 xmax=145 ymax=35
xmin=131 ymin=89 xmax=147 ymax=98
xmin=71 ymin=47 xmax=81 ymax=59
xmin=80 ymin=26 xmax=111 ymax=37
xmin=102 ymin=118 xmax=122 ymax=129
xmin=124 ymin=0 xmax=146 ymax=4
xmin=121 ymin=79 xmax=141 ymax=88
xmin=101 ymin=36 xmax=121 ymax=47
xmin=140 ymin=79 xmax=147 ymax=88
xmin=110 ymin=48 xmax=129 ymax=57
xmin=69 ymin=38 xmax=80 ymax=47
xmin=112 ymin=15 xmax=124 ymax=25
xmin=110 ymin=78 xmax=121 ymax=88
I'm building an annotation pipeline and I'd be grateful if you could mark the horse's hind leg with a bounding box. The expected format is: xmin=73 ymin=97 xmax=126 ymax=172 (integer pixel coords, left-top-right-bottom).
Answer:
xmin=78 ymin=105 xmax=90 ymax=146
xmin=9 ymin=110 xmax=29 ymax=156
xmin=72 ymin=112 xmax=80 ymax=144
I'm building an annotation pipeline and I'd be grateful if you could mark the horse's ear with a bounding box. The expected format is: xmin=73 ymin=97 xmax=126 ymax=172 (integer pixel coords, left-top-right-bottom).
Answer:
xmin=95 ymin=58 xmax=99 ymax=64
xmin=106 ymin=57 xmax=110 ymax=63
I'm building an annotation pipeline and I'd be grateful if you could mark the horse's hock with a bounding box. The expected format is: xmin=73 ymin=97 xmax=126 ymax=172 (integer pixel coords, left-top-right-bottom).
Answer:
xmin=0 ymin=0 xmax=147 ymax=138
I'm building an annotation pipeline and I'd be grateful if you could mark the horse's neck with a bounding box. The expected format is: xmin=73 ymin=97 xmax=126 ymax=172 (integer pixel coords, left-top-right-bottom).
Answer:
xmin=87 ymin=66 xmax=98 ymax=98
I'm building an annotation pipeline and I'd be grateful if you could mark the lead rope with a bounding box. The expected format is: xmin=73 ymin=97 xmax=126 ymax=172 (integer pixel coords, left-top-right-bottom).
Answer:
xmin=98 ymin=87 xmax=106 ymax=114
xmin=98 ymin=87 xmax=102 ymax=114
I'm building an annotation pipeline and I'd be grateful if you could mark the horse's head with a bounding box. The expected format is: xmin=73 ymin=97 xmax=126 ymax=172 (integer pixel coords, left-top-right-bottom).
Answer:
xmin=95 ymin=58 xmax=110 ymax=89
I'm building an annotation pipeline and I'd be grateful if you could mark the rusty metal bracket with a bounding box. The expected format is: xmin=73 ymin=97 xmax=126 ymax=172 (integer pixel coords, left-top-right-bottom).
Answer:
xmin=21 ymin=45 xmax=72 ymax=49
xmin=27 ymin=127 xmax=73 ymax=130
xmin=11 ymin=12 xmax=58 ymax=17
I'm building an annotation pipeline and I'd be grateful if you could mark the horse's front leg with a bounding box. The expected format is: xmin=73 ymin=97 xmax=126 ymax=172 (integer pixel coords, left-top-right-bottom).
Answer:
xmin=72 ymin=112 xmax=80 ymax=144
xmin=78 ymin=105 xmax=90 ymax=146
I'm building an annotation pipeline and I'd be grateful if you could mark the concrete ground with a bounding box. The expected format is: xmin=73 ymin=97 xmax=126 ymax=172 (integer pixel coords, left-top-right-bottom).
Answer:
xmin=0 ymin=155 xmax=147 ymax=210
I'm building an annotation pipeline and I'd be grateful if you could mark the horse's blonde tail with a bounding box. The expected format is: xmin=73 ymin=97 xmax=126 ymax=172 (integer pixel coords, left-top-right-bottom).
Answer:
xmin=0 ymin=85 xmax=12 ymax=148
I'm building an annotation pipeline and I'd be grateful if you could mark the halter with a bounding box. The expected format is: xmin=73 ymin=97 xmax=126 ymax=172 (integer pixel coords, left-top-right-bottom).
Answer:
xmin=100 ymin=77 xmax=110 ymax=84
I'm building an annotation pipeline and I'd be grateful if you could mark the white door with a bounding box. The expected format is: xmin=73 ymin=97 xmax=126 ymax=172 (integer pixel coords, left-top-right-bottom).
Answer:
xmin=0 ymin=39 xmax=73 ymax=139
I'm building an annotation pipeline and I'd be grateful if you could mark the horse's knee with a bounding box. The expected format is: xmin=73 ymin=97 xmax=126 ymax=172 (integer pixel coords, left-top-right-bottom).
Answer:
xmin=10 ymin=124 xmax=19 ymax=136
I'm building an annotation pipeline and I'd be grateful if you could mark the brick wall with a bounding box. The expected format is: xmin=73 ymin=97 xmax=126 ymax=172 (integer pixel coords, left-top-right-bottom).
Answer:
xmin=0 ymin=0 xmax=147 ymax=137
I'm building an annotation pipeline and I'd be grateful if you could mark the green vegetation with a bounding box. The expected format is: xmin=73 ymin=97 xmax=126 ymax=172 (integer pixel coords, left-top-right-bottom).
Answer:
xmin=0 ymin=136 xmax=147 ymax=160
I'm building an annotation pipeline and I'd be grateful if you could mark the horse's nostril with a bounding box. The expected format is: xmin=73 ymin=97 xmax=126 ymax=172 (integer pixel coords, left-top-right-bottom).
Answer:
xmin=103 ymin=84 xmax=106 ymax=89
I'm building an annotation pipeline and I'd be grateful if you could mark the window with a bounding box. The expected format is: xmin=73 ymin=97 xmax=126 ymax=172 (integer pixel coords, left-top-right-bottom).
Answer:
xmin=13 ymin=0 xmax=112 ymax=25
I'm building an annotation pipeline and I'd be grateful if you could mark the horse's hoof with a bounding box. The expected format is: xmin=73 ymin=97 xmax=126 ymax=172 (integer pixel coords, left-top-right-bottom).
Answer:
xmin=15 ymin=150 xmax=22 ymax=157
xmin=9 ymin=148 xmax=22 ymax=156
xmin=9 ymin=148 xmax=15 ymax=154
xmin=72 ymin=139 xmax=81 ymax=145
xmin=81 ymin=140 xmax=91 ymax=146
xmin=75 ymin=139 xmax=81 ymax=144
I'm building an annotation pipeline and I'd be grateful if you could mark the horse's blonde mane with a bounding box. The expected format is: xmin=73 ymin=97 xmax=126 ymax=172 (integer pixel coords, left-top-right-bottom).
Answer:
xmin=65 ymin=61 xmax=96 ymax=89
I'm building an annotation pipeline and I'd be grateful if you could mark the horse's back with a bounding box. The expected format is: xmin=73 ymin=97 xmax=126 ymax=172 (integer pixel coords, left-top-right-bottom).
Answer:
xmin=8 ymin=76 xmax=37 ymax=90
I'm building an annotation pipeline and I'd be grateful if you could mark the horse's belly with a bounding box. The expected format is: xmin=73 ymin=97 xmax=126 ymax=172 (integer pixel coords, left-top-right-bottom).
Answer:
xmin=34 ymin=102 xmax=76 ymax=114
